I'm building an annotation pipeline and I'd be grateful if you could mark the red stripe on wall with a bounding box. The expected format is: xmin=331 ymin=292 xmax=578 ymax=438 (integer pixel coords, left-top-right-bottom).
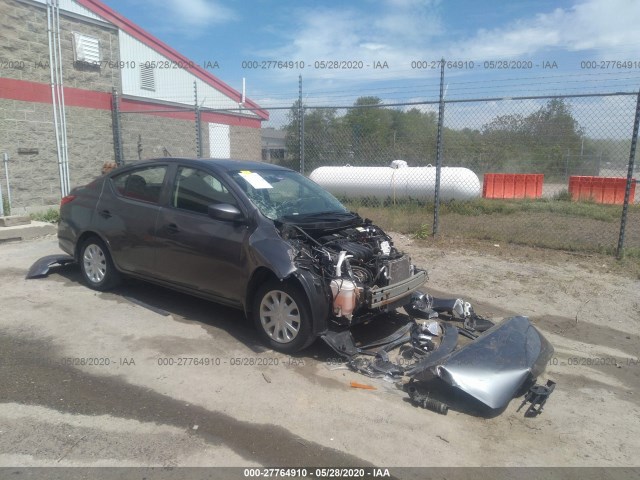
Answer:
xmin=0 ymin=78 xmax=261 ymax=128
xmin=0 ymin=77 xmax=111 ymax=109
xmin=120 ymin=97 xmax=262 ymax=128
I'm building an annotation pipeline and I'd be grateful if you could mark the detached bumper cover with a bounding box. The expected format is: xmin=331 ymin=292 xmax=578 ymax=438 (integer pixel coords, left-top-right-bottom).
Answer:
xmin=26 ymin=254 xmax=75 ymax=279
xmin=368 ymin=270 xmax=428 ymax=308
xmin=409 ymin=315 xmax=554 ymax=409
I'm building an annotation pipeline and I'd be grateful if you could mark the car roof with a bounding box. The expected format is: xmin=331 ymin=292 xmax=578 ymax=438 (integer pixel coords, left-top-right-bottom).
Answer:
xmin=124 ymin=158 xmax=292 ymax=173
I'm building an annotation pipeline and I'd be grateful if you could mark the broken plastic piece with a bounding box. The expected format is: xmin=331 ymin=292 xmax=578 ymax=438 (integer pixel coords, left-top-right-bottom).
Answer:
xmin=350 ymin=381 xmax=377 ymax=390
xmin=406 ymin=385 xmax=448 ymax=415
xmin=321 ymin=330 xmax=360 ymax=357
xmin=26 ymin=254 xmax=75 ymax=279
xmin=517 ymin=380 xmax=556 ymax=417
xmin=403 ymin=292 xmax=438 ymax=319
xmin=425 ymin=321 xmax=439 ymax=336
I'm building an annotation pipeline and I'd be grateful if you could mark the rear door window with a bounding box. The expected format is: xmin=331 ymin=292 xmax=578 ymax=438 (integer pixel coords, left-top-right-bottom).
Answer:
xmin=112 ymin=166 xmax=168 ymax=204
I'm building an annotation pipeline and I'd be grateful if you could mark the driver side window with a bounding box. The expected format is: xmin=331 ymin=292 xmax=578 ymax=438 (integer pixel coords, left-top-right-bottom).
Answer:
xmin=172 ymin=167 xmax=237 ymax=214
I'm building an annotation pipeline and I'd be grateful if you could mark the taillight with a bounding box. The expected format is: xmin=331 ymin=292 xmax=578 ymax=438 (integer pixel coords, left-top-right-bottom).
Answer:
xmin=60 ymin=195 xmax=76 ymax=206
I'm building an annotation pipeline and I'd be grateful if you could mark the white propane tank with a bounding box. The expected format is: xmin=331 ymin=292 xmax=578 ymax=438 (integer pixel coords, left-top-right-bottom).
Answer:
xmin=309 ymin=162 xmax=481 ymax=201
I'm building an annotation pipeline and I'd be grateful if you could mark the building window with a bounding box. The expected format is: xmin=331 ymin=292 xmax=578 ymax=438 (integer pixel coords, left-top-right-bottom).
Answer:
xmin=72 ymin=32 xmax=100 ymax=65
xmin=140 ymin=64 xmax=156 ymax=91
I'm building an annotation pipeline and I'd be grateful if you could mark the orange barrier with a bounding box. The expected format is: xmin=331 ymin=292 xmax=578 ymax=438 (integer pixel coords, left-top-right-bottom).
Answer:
xmin=483 ymin=173 xmax=543 ymax=199
xmin=568 ymin=176 xmax=635 ymax=205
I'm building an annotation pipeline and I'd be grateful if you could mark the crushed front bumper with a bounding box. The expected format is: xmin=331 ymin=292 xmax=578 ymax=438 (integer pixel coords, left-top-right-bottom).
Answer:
xmin=408 ymin=315 xmax=554 ymax=409
xmin=322 ymin=314 xmax=554 ymax=411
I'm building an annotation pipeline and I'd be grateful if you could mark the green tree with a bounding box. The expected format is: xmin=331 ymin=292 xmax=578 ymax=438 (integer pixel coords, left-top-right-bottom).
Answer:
xmin=343 ymin=97 xmax=395 ymax=165
xmin=478 ymin=99 xmax=585 ymax=178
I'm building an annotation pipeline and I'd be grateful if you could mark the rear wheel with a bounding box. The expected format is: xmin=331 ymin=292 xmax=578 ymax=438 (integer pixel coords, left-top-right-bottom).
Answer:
xmin=252 ymin=280 xmax=315 ymax=353
xmin=79 ymin=237 xmax=121 ymax=291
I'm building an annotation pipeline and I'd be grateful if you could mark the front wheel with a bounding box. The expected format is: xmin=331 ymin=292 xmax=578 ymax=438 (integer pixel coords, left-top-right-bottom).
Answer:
xmin=79 ymin=237 xmax=121 ymax=291
xmin=252 ymin=280 xmax=315 ymax=353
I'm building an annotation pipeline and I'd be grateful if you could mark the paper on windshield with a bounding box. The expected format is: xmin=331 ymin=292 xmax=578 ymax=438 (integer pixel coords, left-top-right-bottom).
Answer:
xmin=239 ymin=171 xmax=273 ymax=189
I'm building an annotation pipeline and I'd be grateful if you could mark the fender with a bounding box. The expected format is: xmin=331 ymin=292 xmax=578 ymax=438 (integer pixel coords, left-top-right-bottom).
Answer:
xmin=290 ymin=268 xmax=331 ymax=336
xmin=250 ymin=237 xmax=297 ymax=280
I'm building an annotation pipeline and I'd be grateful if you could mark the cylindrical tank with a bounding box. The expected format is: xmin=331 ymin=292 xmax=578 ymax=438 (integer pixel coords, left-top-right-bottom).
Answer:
xmin=309 ymin=164 xmax=481 ymax=201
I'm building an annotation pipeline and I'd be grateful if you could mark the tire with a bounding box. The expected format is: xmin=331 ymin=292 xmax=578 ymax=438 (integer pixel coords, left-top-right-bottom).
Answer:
xmin=252 ymin=279 xmax=315 ymax=353
xmin=79 ymin=237 xmax=121 ymax=291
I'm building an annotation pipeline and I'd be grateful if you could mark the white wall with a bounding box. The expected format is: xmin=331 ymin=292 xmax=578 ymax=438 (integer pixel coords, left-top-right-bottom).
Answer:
xmin=118 ymin=31 xmax=244 ymax=111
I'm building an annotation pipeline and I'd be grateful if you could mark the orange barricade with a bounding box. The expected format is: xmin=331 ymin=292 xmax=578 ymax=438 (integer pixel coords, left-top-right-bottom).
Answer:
xmin=483 ymin=173 xmax=544 ymax=199
xmin=568 ymin=176 xmax=635 ymax=205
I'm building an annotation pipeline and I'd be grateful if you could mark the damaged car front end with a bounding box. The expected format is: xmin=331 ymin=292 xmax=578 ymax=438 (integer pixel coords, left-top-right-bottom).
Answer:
xmin=242 ymin=170 xmax=554 ymax=412
xmin=49 ymin=158 xmax=554 ymax=413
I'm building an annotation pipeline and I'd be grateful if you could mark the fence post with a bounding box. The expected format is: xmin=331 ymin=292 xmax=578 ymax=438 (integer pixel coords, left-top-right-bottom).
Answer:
xmin=433 ymin=58 xmax=445 ymax=236
xmin=298 ymin=75 xmax=305 ymax=174
xmin=194 ymin=81 xmax=203 ymax=158
xmin=616 ymin=89 xmax=640 ymax=258
xmin=111 ymin=87 xmax=124 ymax=165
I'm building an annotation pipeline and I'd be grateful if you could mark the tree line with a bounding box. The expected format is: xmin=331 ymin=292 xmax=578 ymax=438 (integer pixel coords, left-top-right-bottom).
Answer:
xmin=278 ymin=96 xmax=628 ymax=180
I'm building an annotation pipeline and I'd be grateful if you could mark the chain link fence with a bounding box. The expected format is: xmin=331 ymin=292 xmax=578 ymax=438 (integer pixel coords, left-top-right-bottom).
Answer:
xmin=267 ymin=91 xmax=640 ymax=257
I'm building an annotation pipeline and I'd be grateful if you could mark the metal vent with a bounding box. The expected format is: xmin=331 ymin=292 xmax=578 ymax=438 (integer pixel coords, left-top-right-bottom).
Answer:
xmin=140 ymin=64 xmax=156 ymax=91
xmin=72 ymin=32 xmax=100 ymax=65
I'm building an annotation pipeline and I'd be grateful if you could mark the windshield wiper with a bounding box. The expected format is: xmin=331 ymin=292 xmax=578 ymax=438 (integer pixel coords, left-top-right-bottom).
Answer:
xmin=282 ymin=210 xmax=354 ymax=220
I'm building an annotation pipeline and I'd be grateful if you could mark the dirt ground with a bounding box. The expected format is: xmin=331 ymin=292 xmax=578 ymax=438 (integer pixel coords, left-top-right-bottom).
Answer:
xmin=0 ymin=234 xmax=638 ymax=471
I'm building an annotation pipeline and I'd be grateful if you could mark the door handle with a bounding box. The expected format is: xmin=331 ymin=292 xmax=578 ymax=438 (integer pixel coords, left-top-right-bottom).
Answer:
xmin=99 ymin=209 xmax=111 ymax=219
xmin=166 ymin=223 xmax=180 ymax=234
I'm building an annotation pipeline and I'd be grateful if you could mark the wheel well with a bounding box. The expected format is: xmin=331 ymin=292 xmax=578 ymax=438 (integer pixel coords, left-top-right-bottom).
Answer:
xmin=74 ymin=231 xmax=107 ymax=262
xmin=244 ymin=268 xmax=312 ymax=313
xmin=244 ymin=267 xmax=279 ymax=315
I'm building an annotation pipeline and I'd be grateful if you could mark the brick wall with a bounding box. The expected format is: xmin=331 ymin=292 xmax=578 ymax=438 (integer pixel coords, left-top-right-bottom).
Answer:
xmin=119 ymin=113 xmax=199 ymax=161
xmin=118 ymin=114 xmax=261 ymax=162
xmin=230 ymin=125 xmax=261 ymax=161
xmin=0 ymin=98 xmax=115 ymax=209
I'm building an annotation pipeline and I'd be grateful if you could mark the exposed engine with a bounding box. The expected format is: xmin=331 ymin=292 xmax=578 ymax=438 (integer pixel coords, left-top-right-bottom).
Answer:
xmin=280 ymin=219 xmax=417 ymax=323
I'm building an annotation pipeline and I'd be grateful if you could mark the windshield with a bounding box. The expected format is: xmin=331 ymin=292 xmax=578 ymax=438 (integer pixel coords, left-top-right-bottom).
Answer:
xmin=229 ymin=169 xmax=349 ymax=222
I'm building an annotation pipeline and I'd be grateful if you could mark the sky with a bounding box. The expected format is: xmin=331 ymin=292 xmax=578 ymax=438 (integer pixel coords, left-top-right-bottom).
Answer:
xmin=102 ymin=0 xmax=640 ymax=135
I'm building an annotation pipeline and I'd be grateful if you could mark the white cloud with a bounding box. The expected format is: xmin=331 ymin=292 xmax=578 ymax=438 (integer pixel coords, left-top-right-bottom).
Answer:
xmin=451 ymin=0 xmax=640 ymax=59
xmin=260 ymin=0 xmax=640 ymax=87
xmin=162 ymin=0 xmax=236 ymax=28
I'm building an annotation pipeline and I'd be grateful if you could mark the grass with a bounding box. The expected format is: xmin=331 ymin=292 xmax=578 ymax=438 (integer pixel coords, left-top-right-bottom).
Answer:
xmin=344 ymin=197 xmax=640 ymax=258
xmin=30 ymin=207 xmax=60 ymax=224
xmin=1 ymin=195 xmax=9 ymax=216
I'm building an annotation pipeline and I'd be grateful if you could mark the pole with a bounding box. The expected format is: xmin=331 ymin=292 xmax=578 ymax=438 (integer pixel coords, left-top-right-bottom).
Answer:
xmin=298 ymin=75 xmax=304 ymax=174
xmin=194 ymin=81 xmax=202 ymax=158
xmin=54 ymin=0 xmax=70 ymax=196
xmin=616 ymin=89 xmax=640 ymax=258
xmin=433 ymin=58 xmax=445 ymax=236
xmin=47 ymin=0 xmax=64 ymax=199
xmin=111 ymin=88 xmax=124 ymax=165
xmin=3 ymin=153 xmax=11 ymax=211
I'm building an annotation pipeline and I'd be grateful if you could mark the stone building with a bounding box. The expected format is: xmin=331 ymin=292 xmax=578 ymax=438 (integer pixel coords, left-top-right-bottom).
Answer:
xmin=0 ymin=0 xmax=267 ymax=211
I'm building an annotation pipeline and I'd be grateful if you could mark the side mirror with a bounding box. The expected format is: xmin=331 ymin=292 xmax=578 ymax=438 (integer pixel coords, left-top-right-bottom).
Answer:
xmin=207 ymin=203 xmax=244 ymax=222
